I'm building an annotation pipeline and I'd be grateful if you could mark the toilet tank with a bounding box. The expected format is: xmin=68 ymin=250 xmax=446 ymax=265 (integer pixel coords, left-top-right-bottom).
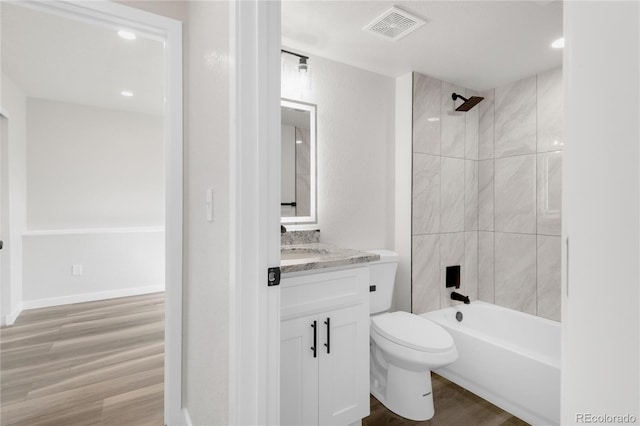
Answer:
xmin=368 ymin=250 xmax=399 ymax=314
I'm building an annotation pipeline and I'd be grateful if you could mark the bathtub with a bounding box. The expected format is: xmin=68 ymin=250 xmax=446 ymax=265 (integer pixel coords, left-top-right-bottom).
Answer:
xmin=421 ymin=301 xmax=560 ymax=426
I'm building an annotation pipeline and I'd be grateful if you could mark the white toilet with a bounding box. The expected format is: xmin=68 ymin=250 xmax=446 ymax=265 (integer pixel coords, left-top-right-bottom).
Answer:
xmin=368 ymin=250 xmax=458 ymax=421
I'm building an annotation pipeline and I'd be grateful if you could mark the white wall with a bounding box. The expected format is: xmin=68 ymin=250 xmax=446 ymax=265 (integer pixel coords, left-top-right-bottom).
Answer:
xmin=26 ymin=98 xmax=164 ymax=229
xmin=184 ymin=1 xmax=230 ymax=424
xmin=20 ymin=98 xmax=165 ymax=305
xmin=394 ymin=73 xmax=413 ymax=312
xmin=562 ymin=1 xmax=639 ymax=424
xmin=281 ymin=53 xmax=396 ymax=251
xmin=22 ymin=229 xmax=164 ymax=308
xmin=0 ymin=73 xmax=27 ymax=325
xmin=116 ymin=2 xmax=231 ymax=424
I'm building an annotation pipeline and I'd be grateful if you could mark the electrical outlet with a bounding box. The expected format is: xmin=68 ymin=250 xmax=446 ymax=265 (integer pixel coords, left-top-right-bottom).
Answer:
xmin=72 ymin=264 xmax=83 ymax=276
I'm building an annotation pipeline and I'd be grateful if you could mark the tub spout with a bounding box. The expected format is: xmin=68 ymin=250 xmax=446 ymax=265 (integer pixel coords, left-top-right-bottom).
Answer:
xmin=451 ymin=291 xmax=470 ymax=304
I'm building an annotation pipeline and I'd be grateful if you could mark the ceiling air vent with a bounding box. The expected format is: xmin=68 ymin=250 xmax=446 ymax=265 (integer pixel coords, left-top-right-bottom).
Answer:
xmin=363 ymin=6 xmax=425 ymax=42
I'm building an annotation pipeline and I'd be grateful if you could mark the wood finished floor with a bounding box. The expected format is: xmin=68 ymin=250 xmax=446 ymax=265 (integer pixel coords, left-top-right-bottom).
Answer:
xmin=1 ymin=293 xmax=528 ymax=426
xmin=0 ymin=293 xmax=164 ymax=426
xmin=363 ymin=373 xmax=530 ymax=426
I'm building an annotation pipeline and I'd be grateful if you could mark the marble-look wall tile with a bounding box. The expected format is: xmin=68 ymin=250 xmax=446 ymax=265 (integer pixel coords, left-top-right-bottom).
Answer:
xmin=413 ymin=73 xmax=441 ymax=155
xmin=412 ymin=154 xmax=440 ymax=235
xmin=464 ymin=160 xmax=478 ymax=231
xmin=494 ymin=232 xmax=537 ymax=315
xmin=295 ymin=127 xmax=310 ymax=175
xmin=465 ymin=90 xmax=479 ymax=160
xmin=412 ymin=234 xmax=441 ymax=314
xmin=494 ymin=76 xmax=536 ymax=158
xmin=537 ymin=235 xmax=561 ymax=321
xmin=411 ymin=70 xmax=562 ymax=321
xmin=440 ymin=157 xmax=465 ymax=233
xmin=296 ymin=175 xmax=311 ymax=217
xmin=440 ymin=232 xmax=465 ymax=308
xmin=441 ymin=82 xmax=466 ymax=158
xmin=537 ymin=152 xmax=562 ymax=236
xmin=465 ymin=231 xmax=478 ymax=301
xmin=494 ymin=155 xmax=536 ymax=234
xmin=478 ymin=89 xmax=494 ymax=160
xmin=537 ymin=67 xmax=563 ymax=153
xmin=478 ymin=231 xmax=494 ymax=303
xmin=478 ymin=160 xmax=494 ymax=231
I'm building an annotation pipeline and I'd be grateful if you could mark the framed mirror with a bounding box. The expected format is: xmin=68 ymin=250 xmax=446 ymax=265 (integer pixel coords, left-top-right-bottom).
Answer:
xmin=281 ymin=99 xmax=317 ymax=225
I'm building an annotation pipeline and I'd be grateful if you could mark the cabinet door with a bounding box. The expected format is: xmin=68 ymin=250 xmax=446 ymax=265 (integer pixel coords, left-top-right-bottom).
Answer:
xmin=281 ymin=315 xmax=319 ymax=426
xmin=318 ymin=303 xmax=370 ymax=426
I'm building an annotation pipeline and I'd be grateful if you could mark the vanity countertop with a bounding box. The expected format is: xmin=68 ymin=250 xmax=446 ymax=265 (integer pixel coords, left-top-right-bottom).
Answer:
xmin=281 ymin=243 xmax=380 ymax=274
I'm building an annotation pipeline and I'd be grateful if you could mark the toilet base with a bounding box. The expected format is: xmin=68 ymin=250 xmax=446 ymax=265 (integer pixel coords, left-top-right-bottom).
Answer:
xmin=371 ymin=363 xmax=434 ymax=421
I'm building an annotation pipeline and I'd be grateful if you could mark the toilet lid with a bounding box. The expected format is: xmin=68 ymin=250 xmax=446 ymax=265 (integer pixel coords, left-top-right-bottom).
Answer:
xmin=371 ymin=311 xmax=454 ymax=353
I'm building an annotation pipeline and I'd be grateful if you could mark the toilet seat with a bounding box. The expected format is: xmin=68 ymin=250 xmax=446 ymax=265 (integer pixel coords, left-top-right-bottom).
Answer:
xmin=371 ymin=311 xmax=454 ymax=353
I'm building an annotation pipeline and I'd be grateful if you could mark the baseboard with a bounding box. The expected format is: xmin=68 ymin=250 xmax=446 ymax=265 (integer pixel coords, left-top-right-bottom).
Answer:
xmin=3 ymin=303 xmax=24 ymax=326
xmin=22 ymin=285 xmax=165 ymax=310
xmin=182 ymin=407 xmax=193 ymax=426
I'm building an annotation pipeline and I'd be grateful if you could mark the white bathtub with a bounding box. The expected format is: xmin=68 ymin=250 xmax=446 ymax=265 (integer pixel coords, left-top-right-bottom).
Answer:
xmin=421 ymin=301 xmax=560 ymax=426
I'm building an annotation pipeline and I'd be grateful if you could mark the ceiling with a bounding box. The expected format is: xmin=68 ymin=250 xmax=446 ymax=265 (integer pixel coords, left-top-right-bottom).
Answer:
xmin=1 ymin=3 xmax=164 ymax=116
xmin=282 ymin=1 xmax=563 ymax=91
xmin=2 ymin=2 xmax=563 ymax=114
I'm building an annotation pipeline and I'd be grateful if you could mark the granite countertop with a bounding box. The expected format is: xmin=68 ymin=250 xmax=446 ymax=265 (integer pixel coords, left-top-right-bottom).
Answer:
xmin=280 ymin=243 xmax=380 ymax=274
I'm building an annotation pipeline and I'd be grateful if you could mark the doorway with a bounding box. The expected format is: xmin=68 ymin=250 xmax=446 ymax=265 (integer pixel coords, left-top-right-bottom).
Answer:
xmin=0 ymin=1 xmax=182 ymax=424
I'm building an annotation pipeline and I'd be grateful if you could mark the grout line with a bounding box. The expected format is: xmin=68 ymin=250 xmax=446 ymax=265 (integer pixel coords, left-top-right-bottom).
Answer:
xmin=410 ymin=72 xmax=414 ymax=314
xmin=438 ymin=80 xmax=443 ymax=311
xmin=492 ymin=88 xmax=496 ymax=304
xmin=492 ymin=151 xmax=538 ymax=160
xmin=535 ymin=74 xmax=539 ymax=316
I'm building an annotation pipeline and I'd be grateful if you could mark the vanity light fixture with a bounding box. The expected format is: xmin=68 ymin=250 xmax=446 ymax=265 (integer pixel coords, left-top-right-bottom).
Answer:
xmin=282 ymin=49 xmax=310 ymax=74
xmin=551 ymin=37 xmax=564 ymax=49
xmin=120 ymin=90 xmax=134 ymax=97
xmin=118 ymin=30 xmax=137 ymax=40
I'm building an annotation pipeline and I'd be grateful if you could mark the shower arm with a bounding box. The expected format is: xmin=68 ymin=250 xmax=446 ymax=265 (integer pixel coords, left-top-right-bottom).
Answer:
xmin=451 ymin=93 xmax=469 ymax=102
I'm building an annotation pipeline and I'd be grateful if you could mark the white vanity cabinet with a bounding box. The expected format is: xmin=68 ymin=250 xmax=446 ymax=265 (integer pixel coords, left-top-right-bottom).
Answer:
xmin=280 ymin=266 xmax=370 ymax=426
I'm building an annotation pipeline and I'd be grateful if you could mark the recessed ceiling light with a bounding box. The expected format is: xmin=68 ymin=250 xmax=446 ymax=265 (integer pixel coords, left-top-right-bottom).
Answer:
xmin=551 ymin=37 xmax=565 ymax=49
xmin=118 ymin=30 xmax=136 ymax=41
xmin=121 ymin=91 xmax=134 ymax=97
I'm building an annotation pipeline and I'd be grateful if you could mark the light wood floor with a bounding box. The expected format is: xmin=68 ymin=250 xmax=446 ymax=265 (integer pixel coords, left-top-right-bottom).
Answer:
xmin=2 ymin=293 xmax=528 ymax=426
xmin=363 ymin=373 xmax=529 ymax=426
xmin=0 ymin=293 xmax=164 ymax=426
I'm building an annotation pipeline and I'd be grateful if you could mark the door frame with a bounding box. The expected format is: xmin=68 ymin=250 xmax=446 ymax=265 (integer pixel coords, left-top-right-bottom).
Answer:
xmin=11 ymin=1 xmax=184 ymax=424
xmin=228 ymin=0 xmax=282 ymax=424
xmin=0 ymin=110 xmax=8 ymax=327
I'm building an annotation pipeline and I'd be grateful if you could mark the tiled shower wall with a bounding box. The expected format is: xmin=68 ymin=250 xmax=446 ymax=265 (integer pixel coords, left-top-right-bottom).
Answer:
xmin=477 ymin=67 xmax=563 ymax=321
xmin=411 ymin=73 xmax=480 ymax=314
xmin=411 ymin=67 xmax=563 ymax=321
xmin=295 ymin=127 xmax=311 ymax=217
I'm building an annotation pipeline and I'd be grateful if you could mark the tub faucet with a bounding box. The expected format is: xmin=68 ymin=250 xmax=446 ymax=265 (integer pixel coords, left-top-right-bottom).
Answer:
xmin=451 ymin=291 xmax=470 ymax=304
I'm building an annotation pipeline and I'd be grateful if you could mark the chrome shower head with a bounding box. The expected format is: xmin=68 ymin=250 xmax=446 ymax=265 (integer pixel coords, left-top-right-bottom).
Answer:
xmin=452 ymin=93 xmax=484 ymax=112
